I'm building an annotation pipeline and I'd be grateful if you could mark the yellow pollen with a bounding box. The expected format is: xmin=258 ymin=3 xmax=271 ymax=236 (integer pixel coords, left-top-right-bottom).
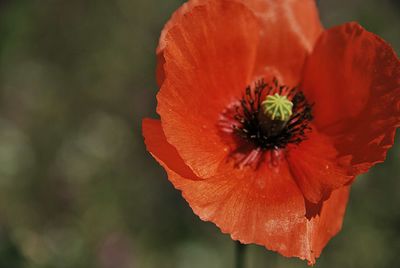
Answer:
xmin=261 ymin=93 xmax=293 ymax=121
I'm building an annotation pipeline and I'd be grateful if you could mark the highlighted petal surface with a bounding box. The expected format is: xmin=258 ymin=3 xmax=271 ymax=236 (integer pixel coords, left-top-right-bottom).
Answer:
xmin=302 ymin=22 xmax=400 ymax=174
xmin=245 ymin=0 xmax=323 ymax=85
xmin=157 ymin=0 xmax=323 ymax=87
xmin=157 ymin=0 xmax=260 ymax=178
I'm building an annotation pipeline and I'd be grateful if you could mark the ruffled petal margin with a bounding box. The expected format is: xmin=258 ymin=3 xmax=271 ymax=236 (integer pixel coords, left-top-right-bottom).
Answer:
xmin=302 ymin=22 xmax=400 ymax=175
xmin=143 ymin=118 xmax=350 ymax=265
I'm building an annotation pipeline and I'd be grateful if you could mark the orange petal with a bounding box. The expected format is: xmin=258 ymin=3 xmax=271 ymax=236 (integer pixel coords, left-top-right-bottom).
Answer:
xmin=157 ymin=0 xmax=260 ymax=178
xmin=302 ymin=22 xmax=400 ymax=175
xmin=287 ymin=130 xmax=352 ymax=204
xmin=156 ymin=0 xmax=208 ymax=86
xmin=244 ymin=0 xmax=323 ymax=85
xmin=157 ymin=0 xmax=323 ymax=87
xmin=156 ymin=0 xmax=207 ymax=61
xmin=142 ymin=118 xmax=199 ymax=181
xmin=306 ymin=186 xmax=350 ymax=265
xmin=142 ymin=119 xmax=350 ymax=264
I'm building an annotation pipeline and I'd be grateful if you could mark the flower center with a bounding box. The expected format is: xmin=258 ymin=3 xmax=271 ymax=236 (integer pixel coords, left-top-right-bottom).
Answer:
xmin=218 ymin=78 xmax=313 ymax=157
xmin=262 ymin=93 xmax=293 ymax=121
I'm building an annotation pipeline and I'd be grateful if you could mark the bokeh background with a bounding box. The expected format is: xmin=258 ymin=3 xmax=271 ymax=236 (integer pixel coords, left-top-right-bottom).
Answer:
xmin=0 ymin=0 xmax=399 ymax=267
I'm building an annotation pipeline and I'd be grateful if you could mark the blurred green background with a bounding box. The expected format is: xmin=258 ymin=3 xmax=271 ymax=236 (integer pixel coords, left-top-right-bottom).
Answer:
xmin=0 ymin=0 xmax=399 ymax=267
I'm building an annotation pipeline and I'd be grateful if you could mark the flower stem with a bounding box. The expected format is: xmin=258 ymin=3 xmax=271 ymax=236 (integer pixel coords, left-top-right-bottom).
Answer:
xmin=235 ymin=241 xmax=246 ymax=268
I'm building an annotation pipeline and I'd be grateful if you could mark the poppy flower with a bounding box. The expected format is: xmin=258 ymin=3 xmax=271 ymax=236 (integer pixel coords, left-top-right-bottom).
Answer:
xmin=142 ymin=0 xmax=400 ymax=264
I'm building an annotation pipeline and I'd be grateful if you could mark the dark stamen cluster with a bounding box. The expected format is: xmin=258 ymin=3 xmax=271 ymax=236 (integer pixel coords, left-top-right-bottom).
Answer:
xmin=232 ymin=78 xmax=313 ymax=150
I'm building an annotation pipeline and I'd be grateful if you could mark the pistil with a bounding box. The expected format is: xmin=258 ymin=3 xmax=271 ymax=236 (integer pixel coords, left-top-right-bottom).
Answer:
xmin=258 ymin=93 xmax=293 ymax=137
xmin=262 ymin=93 xmax=293 ymax=121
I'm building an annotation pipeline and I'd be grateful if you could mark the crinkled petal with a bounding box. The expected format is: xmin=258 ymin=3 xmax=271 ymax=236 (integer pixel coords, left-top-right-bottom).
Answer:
xmin=157 ymin=0 xmax=260 ymax=178
xmin=142 ymin=119 xmax=350 ymax=264
xmin=302 ymin=22 xmax=400 ymax=175
xmin=287 ymin=130 xmax=352 ymax=204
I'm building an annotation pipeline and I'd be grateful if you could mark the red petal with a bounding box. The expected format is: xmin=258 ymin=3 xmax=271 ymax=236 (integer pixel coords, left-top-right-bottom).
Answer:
xmin=287 ymin=130 xmax=352 ymax=204
xmin=156 ymin=0 xmax=207 ymax=86
xmin=157 ymin=0 xmax=323 ymax=87
xmin=157 ymin=0 xmax=260 ymax=178
xmin=307 ymin=186 xmax=350 ymax=264
xmin=142 ymin=118 xmax=199 ymax=181
xmin=302 ymin=22 xmax=400 ymax=175
xmin=156 ymin=0 xmax=207 ymax=59
xmin=245 ymin=0 xmax=323 ymax=85
xmin=142 ymin=119 xmax=350 ymax=264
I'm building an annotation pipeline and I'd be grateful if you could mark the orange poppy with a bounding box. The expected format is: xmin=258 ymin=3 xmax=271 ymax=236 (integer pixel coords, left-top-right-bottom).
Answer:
xmin=142 ymin=0 xmax=400 ymax=264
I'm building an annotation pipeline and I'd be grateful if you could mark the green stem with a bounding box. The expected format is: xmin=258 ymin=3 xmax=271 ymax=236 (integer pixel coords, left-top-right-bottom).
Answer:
xmin=235 ymin=241 xmax=246 ymax=268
